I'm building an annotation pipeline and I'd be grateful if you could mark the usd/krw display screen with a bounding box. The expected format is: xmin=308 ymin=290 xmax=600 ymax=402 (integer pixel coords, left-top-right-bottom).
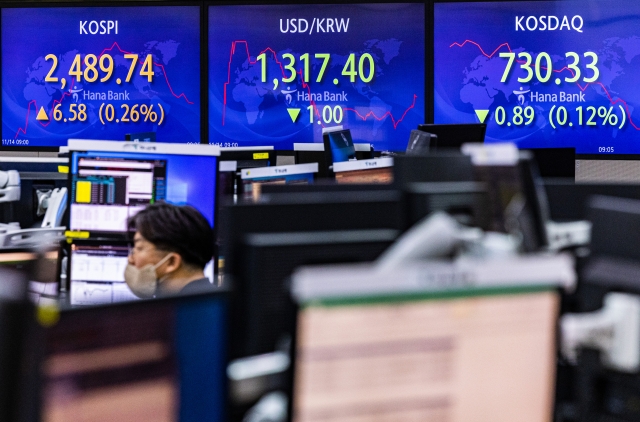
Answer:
xmin=435 ymin=1 xmax=640 ymax=154
xmin=209 ymin=3 xmax=425 ymax=151
xmin=2 ymin=6 xmax=200 ymax=147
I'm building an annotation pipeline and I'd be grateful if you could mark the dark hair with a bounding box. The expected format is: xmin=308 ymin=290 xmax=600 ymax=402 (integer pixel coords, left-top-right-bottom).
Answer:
xmin=128 ymin=202 xmax=214 ymax=269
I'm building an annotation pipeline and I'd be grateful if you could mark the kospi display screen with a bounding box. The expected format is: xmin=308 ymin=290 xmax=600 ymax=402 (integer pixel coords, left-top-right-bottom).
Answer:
xmin=209 ymin=3 xmax=425 ymax=151
xmin=2 ymin=6 xmax=201 ymax=148
xmin=434 ymin=1 xmax=640 ymax=154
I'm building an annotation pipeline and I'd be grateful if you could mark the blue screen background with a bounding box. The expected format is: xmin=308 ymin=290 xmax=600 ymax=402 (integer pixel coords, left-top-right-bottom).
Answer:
xmin=2 ymin=6 xmax=200 ymax=147
xmin=71 ymin=151 xmax=217 ymax=228
xmin=209 ymin=3 xmax=425 ymax=151
xmin=435 ymin=1 xmax=640 ymax=154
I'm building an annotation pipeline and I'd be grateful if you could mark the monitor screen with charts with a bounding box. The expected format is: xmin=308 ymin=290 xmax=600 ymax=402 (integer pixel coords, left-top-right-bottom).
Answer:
xmin=68 ymin=140 xmax=219 ymax=236
xmin=69 ymin=242 xmax=134 ymax=306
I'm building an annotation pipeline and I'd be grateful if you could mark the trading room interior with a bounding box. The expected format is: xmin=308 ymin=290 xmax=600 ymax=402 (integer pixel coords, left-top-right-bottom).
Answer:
xmin=0 ymin=0 xmax=636 ymax=421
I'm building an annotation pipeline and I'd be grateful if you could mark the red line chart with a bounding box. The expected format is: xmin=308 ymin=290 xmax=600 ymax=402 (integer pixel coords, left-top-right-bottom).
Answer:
xmin=14 ymin=41 xmax=193 ymax=139
xmin=450 ymin=39 xmax=640 ymax=130
xmin=15 ymin=89 xmax=73 ymax=139
xmin=222 ymin=40 xmax=417 ymax=129
xmin=99 ymin=42 xmax=194 ymax=104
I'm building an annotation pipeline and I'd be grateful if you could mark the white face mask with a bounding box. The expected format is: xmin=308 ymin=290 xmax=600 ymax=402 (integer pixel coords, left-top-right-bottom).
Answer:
xmin=124 ymin=254 xmax=172 ymax=299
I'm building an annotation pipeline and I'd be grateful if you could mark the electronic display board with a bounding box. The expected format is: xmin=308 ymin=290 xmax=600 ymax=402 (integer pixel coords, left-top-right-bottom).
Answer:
xmin=209 ymin=3 xmax=425 ymax=151
xmin=435 ymin=1 xmax=640 ymax=154
xmin=2 ymin=6 xmax=201 ymax=148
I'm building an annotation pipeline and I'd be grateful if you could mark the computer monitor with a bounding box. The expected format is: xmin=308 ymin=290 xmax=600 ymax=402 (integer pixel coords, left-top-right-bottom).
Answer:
xmin=574 ymin=195 xmax=640 ymax=420
xmin=405 ymin=181 xmax=490 ymax=229
xmin=579 ymin=196 xmax=640 ymax=322
xmin=333 ymin=157 xmax=394 ymax=185
xmin=529 ymin=148 xmax=575 ymax=179
xmin=239 ymin=163 xmax=318 ymax=202
xmin=393 ymin=153 xmax=475 ymax=186
xmin=229 ymin=229 xmax=398 ymax=360
xmin=323 ymin=128 xmax=356 ymax=168
xmin=406 ymin=129 xmax=436 ymax=155
xmin=543 ymin=180 xmax=640 ymax=222
xmin=291 ymin=269 xmax=558 ymax=422
xmin=68 ymin=240 xmax=134 ymax=306
xmin=43 ymin=291 xmax=228 ymax=422
xmin=67 ymin=140 xmax=219 ymax=237
xmin=588 ymin=195 xmax=640 ymax=262
xmin=417 ymin=123 xmax=486 ymax=149
xmin=221 ymin=189 xmax=406 ymax=364
xmin=517 ymin=152 xmax=550 ymax=249
xmin=0 ymin=265 xmax=36 ymax=422
xmin=220 ymin=189 xmax=407 ymax=280
xmin=575 ymin=156 xmax=640 ymax=184
xmin=472 ymin=154 xmax=549 ymax=251
xmin=226 ymin=226 xmax=399 ymax=418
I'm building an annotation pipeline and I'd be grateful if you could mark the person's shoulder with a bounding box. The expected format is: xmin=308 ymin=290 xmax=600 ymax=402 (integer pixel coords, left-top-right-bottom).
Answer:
xmin=180 ymin=277 xmax=216 ymax=295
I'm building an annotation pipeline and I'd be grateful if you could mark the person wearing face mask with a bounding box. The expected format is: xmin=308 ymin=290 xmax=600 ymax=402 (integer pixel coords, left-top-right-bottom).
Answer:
xmin=124 ymin=201 xmax=215 ymax=298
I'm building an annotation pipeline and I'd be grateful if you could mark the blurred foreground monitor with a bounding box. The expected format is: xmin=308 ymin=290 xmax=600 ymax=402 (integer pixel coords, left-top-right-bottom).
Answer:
xmin=0 ymin=247 xmax=62 ymax=306
xmin=0 ymin=264 xmax=39 ymax=422
xmin=291 ymin=262 xmax=563 ymax=422
xmin=293 ymin=290 xmax=557 ymax=422
xmin=42 ymin=291 xmax=228 ymax=422
xmin=564 ymin=196 xmax=640 ymax=420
